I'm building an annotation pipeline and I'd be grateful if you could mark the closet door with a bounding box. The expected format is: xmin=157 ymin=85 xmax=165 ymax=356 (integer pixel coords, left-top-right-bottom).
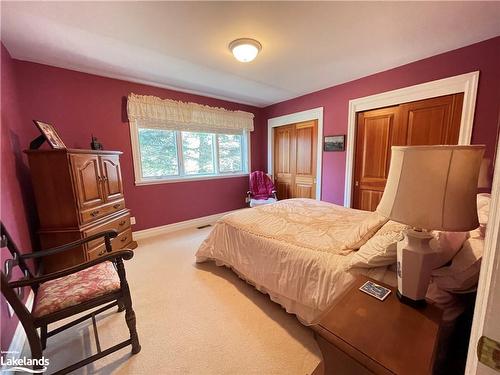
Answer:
xmin=274 ymin=121 xmax=318 ymax=200
xmin=400 ymin=93 xmax=463 ymax=146
xmin=353 ymin=106 xmax=403 ymax=211
xmin=352 ymin=93 xmax=464 ymax=211
xmin=274 ymin=124 xmax=295 ymax=199
xmin=294 ymin=120 xmax=317 ymax=199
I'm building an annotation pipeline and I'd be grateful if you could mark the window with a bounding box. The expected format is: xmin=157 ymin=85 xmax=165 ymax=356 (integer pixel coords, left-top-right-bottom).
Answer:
xmin=135 ymin=124 xmax=249 ymax=184
xmin=138 ymin=129 xmax=179 ymax=178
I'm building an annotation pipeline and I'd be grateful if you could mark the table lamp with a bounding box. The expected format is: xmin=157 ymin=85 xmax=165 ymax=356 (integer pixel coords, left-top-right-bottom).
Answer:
xmin=477 ymin=157 xmax=492 ymax=189
xmin=376 ymin=145 xmax=485 ymax=306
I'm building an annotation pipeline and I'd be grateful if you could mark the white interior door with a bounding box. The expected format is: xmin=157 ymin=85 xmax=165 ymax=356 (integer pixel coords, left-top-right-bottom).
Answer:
xmin=466 ymin=140 xmax=500 ymax=374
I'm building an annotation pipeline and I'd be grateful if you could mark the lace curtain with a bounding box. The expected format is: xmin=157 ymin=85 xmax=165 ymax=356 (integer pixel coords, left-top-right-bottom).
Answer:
xmin=127 ymin=93 xmax=254 ymax=134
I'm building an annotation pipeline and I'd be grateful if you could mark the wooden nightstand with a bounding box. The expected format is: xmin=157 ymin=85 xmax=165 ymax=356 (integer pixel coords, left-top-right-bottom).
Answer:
xmin=312 ymin=276 xmax=442 ymax=375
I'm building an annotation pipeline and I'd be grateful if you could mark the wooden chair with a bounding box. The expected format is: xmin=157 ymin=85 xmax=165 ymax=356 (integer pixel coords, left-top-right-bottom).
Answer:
xmin=0 ymin=221 xmax=140 ymax=375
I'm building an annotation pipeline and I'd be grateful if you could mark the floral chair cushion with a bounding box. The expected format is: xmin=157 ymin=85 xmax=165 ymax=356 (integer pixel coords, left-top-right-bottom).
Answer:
xmin=33 ymin=261 xmax=121 ymax=318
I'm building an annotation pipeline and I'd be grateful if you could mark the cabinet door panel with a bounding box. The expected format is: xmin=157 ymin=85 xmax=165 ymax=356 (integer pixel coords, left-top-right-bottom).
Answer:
xmin=101 ymin=155 xmax=124 ymax=201
xmin=70 ymin=154 xmax=104 ymax=209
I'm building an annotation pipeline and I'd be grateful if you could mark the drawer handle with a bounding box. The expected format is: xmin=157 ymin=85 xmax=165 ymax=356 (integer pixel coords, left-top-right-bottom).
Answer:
xmin=113 ymin=204 xmax=121 ymax=209
xmin=98 ymin=249 xmax=106 ymax=256
xmin=120 ymin=236 xmax=128 ymax=243
xmin=90 ymin=210 xmax=100 ymax=217
xmin=119 ymin=220 xmax=127 ymax=226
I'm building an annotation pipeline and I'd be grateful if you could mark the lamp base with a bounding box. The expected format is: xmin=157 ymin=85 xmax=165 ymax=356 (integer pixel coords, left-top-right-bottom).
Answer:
xmin=396 ymin=290 xmax=427 ymax=308
xmin=396 ymin=229 xmax=439 ymax=306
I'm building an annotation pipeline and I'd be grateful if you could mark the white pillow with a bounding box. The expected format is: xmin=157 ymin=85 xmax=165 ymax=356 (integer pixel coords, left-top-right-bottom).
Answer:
xmin=349 ymin=221 xmax=409 ymax=268
xmin=341 ymin=212 xmax=388 ymax=251
xmin=477 ymin=193 xmax=491 ymax=237
xmin=431 ymin=228 xmax=483 ymax=293
xmin=431 ymin=231 xmax=469 ymax=269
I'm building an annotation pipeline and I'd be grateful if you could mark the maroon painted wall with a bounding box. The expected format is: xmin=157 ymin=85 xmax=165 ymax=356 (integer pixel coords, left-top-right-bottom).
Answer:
xmin=264 ymin=36 xmax=500 ymax=205
xmin=0 ymin=45 xmax=266 ymax=350
xmin=9 ymin=60 xmax=266 ymax=232
xmin=0 ymin=45 xmax=36 ymax=353
xmin=2 ymin=36 xmax=499 ymax=351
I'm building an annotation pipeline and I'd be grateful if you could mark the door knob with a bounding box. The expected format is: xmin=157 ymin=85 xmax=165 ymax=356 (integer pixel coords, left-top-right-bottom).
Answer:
xmin=477 ymin=335 xmax=500 ymax=371
xmin=355 ymin=181 xmax=359 ymax=187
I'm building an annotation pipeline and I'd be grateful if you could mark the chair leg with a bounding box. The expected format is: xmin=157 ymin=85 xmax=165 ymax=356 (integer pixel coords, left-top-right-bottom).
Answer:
xmin=40 ymin=324 xmax=48 ymax=350
xmin=125 ymin=300 xmax=141 ymax=354
xmin=25 ymin=324 xmax=43 ymax=370
xmin=115 ymin=259 xmax=141 ymax=355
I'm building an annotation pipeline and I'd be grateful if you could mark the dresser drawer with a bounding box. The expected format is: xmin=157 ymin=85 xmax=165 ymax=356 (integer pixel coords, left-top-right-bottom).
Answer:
xmin=84 ymin=212 xmax=131 ymax=249
xmin=87 ymin=228 xmax=133 ymax=261
xmin=80 ymin=199 xmax=125 ymax=224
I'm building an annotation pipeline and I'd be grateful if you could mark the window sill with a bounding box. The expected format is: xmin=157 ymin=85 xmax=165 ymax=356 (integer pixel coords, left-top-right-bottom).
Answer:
xmin=135 ymin=173 xmax=249 ymax=186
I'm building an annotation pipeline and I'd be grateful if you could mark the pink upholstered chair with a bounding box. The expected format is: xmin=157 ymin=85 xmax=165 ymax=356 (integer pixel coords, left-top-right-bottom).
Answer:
xmin=246 ymin=171 xmax=278 ymax=207
xmin=0 ymin=222 xmax=140 ymax=374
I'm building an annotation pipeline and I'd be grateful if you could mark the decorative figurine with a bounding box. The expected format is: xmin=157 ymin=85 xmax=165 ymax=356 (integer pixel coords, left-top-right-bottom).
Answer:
xmin=91 ymin=135 xmax=103 ymax=150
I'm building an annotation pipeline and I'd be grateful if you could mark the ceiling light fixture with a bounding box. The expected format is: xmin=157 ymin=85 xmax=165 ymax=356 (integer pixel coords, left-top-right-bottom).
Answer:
xmin=229 ymin=38 xmax=262 ymax=63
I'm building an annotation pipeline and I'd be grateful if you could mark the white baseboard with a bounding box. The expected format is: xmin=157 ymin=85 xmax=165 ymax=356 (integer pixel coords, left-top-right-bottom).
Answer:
xmin=2 ymin=290 xmax=35 ymax=375
xmin=132 ymin=209 xmax=243 ymax=241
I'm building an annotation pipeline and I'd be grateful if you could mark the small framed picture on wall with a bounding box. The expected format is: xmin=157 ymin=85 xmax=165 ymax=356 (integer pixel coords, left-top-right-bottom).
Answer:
xmin=33 ymin=120 xmax=67 ymax=149
xmin=324 ymin=135 xmax=345 ymax=152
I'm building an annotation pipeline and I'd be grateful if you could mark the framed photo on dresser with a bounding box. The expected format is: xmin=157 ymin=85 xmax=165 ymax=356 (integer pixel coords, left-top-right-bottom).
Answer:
xmin=33 ymin=120 xmax=66 ymax=149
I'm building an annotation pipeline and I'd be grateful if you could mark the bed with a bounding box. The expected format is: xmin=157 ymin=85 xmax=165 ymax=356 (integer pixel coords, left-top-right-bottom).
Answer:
xmin=195 ymin=198 xmax=399 ymax=324
xmin=196 ymin=196 xmax=489 ymax=326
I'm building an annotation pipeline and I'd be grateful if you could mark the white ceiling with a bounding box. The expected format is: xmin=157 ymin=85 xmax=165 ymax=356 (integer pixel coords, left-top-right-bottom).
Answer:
xmin=2 ymin=2 xmax=500 ymax=107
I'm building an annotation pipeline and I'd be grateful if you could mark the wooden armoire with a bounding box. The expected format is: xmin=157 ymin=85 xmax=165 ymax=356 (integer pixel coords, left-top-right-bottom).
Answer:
xmin=25 ymin=149 xmax=137 ymax=273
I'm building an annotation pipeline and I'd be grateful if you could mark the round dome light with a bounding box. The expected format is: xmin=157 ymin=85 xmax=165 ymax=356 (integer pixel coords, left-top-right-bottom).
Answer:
xmin=229 ymin=38 xmax=262 ymax=63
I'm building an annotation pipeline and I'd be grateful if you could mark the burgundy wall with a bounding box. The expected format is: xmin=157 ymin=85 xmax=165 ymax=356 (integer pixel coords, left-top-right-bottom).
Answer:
xmin=264 ymin=36 xmax=500 ymax=205
xmin=0 ymin=45 xmax=266 ymax=350
xmin=0 ymin=45 xmax=36 ymax=352
xmin=2 ymin=36 xmax=499 ymax=350
xmin=9 ymin=60 xmax=266 ymax=232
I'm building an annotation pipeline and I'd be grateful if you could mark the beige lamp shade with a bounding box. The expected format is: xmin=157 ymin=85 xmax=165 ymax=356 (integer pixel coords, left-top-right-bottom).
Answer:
xmin=477 ymin=158 xmax=492 ymax=188
xmin=376 ymin=145 xmax=485 ymax=231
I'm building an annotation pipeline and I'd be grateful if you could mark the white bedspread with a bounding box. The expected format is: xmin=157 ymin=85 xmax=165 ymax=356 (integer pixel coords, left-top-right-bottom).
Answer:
xmin=196 ymin=199 xmax=388 ymax=324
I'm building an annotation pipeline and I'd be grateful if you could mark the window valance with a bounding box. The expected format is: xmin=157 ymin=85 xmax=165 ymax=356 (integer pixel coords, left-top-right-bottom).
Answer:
xmin=127 ymin=93 xmax=254 ymax=133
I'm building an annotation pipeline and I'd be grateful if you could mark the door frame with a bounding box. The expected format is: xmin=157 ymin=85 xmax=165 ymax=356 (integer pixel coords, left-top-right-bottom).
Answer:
xmin=344 ymin=71 xmax=480 ymax=207
xmin=268 ymin=107 xmax=324 ymax=200
xmin=465 ymin=138 xmax=500 ymax=374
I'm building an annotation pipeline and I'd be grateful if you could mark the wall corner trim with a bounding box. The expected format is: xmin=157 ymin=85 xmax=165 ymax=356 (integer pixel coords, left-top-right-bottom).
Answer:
xmin=132 ymin=209 xmax=244 ymax=241
xmin=344 ymin=70 xmax=479 ymax=208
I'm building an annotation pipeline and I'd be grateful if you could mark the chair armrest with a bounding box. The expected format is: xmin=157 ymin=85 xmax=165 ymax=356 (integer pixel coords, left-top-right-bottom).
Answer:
xmin=9 ymin=249 xmax=134 ymax=289
xmin=20 ymin=230 xmax=118 ymax=260
xmin=246 ymin=191 xmax=252 ymax=197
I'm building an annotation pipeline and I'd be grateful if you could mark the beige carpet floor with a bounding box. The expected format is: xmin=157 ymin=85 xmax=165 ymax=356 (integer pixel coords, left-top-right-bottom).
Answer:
xmin=27 ymin=227 xmax=322 ymax=375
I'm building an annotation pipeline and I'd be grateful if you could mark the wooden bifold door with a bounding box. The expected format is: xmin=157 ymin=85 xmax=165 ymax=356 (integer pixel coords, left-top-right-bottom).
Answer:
xmin=274 ymin=120 xmax=317 ymax=199
xmin=353 ymin=93 xmax=464 ymax=211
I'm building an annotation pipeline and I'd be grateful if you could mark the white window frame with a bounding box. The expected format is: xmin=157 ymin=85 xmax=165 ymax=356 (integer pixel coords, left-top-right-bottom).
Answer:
xmin=129 ymin=120 xmax=251 ymax=185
